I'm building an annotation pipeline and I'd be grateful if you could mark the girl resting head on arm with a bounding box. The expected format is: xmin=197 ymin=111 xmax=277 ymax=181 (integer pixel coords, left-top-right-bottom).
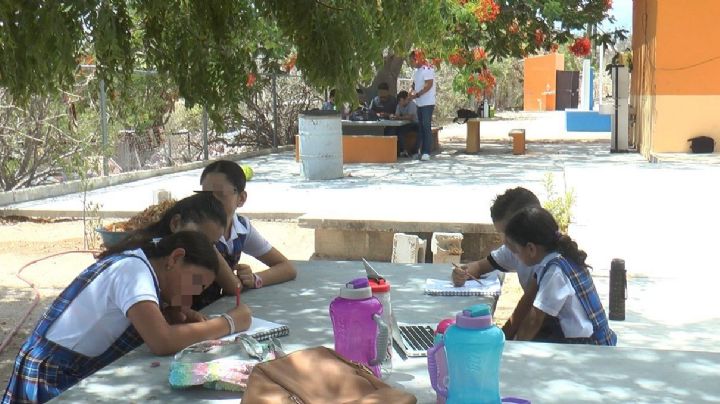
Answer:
xmin=2 ymin=231 xmax=251 ymax=404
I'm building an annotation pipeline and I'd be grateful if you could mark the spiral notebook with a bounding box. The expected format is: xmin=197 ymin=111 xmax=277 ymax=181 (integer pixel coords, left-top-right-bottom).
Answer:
xmin=424 ymin=273 xmax=501 ymax=297
xmin=222 ymin=316 xmax=289 ymax=342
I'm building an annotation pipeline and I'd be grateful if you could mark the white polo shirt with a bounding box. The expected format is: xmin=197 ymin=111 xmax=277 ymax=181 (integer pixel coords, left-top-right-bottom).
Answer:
xmin=489 ymin=244 xmax=538 ymax=292
xmin=218 ymin=214 xmax=273 ymax=258
xmin=46 ymin=249 xmax=159 ymax=357
xmin=413 ymin=65 xmax=436 ymax=107
xmin=533 ymin=252 xmax=593 ymax=338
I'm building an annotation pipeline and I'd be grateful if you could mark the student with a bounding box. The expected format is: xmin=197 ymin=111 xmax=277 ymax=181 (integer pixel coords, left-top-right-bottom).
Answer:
xmin=130 ymin=191 xmax=241 ymax=315
xmin=387 ymin=90 xmax=419 ymax=157
xmin=2 ymin=231 xmax=252 ymax=403
xmin=504 ymin=207 xmax=617 ymax=345
xmin=369 ymin=82 xmax=397 ymax=119
xmin=322 ymin=89 xmax=336 ymax=111
xmin=451 ymin=187 xmax=541 ymax=339
xmin=199 ymin=160 xmax=297 ymax=300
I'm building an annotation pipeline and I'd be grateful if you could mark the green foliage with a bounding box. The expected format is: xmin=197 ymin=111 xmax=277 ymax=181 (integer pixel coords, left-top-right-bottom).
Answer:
xmin=0 ymin=0 xmax=626 ymax=124
xmin=542 ymin=172 xmax=576 ymax=233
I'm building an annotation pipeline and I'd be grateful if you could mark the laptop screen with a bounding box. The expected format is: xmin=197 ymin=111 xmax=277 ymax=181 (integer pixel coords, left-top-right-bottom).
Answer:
xmin=361 ymin=258 xmax=436 ymax=357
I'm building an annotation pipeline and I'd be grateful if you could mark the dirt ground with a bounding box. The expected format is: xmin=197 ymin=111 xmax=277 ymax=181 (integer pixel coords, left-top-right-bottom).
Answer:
xmin=0 ymin=217 xmax=521 ymax=387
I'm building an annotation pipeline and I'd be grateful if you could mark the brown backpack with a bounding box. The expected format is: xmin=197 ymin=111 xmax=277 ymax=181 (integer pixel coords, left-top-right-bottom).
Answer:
xmin=242 ymin=346 xmax=417 ymax=404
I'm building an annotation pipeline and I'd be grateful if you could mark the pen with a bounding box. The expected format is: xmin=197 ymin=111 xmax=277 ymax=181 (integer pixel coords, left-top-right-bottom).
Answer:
xmin=452 ymin=262 xmax=484 ymax=286
xmin=236 ymin=283 xmax=241 ymax=307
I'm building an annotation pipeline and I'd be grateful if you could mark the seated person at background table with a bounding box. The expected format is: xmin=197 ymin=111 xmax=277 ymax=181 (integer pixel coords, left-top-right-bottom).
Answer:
xmin=451 ymin=187 xmax=541 ymax=339
xmin=504 ymin=207 xmax=617 ymax=346
xmin=322 ymin=89 xmax=336 ymax=111
xmin=2 ymin=231 xmax=252 ymax=404
xmin=130 ymin=191 xmax=241 ymax=320
xmin=369 ymin=82 xmax=397 ymax=119
xmin=385 ymin=90 xmax=419 ymax=157
xmin=199 ymin=160 xmax=296 ymax=308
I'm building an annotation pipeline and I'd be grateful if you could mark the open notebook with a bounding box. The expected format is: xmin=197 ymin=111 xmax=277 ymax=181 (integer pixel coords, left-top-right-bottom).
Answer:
xmin=424 ymin=272 xmax=502 ymax=297
xmin=222 ymin=316 xmax=289 ymax=342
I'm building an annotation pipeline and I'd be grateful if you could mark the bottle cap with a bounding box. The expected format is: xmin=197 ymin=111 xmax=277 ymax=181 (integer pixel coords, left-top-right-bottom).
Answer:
xmin=368 ymin=278 xmax=390 ymax=293
xmin=456 ymin=304 xmax=492 ymax=329
xmin=463 ymin=304 xmax=491 ymax=318
xmin=435 ymin=318 xmax=455 ymax=335
xmin=339 ymin=278 xmax=373 ymax=300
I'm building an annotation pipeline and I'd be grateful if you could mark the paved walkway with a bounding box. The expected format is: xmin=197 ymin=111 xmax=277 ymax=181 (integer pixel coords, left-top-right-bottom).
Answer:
xmin=5 ymin=133 xmax=720 ymax=352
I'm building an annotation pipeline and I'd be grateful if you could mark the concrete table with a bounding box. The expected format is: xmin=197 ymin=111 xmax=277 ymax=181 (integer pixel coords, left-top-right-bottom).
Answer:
xmin=341 ymin=119 xmax=411 ymax=136
xmin=54 ymin=261 xmax=720 ymax=403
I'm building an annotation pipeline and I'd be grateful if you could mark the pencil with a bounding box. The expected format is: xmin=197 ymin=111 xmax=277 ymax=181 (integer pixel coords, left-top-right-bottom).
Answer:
xmin=236 ymin=283 xmax=241 ymax=307
xmin=452 ymin=262 xmax=484 ymax=286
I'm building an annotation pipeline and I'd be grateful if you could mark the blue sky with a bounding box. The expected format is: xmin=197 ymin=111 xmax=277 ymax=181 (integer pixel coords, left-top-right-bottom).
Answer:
xmin=604 ymin=0 xmax=632 ymax=31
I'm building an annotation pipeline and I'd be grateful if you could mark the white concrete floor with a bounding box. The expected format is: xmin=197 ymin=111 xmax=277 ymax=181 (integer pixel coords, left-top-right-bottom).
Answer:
xmin=5 ymin=121 xmax=720 ymax=352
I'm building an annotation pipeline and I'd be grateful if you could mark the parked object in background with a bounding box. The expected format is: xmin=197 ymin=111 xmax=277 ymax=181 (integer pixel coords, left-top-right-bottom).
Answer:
xmin=431 ymin=232 xmax=463 ymax=264
xmin=688 ymin=136 xmax=715 ymax=154
xmin=392 ymin=233 xmax=427 ymax=264
xmin=609 ymin=258 xmax=627 ymax=321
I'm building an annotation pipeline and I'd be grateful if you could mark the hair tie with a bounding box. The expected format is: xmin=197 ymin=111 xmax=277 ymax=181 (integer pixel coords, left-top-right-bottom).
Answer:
xmin=151 ymin=237 xmax=162 ymax=246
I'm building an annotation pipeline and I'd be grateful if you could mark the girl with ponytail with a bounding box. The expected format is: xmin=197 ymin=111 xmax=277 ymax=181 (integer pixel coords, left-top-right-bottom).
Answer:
xmin=3 ymin=231 xmax=252 ymax=403
xmin=503 ymin=207 xmax=616 ymax=346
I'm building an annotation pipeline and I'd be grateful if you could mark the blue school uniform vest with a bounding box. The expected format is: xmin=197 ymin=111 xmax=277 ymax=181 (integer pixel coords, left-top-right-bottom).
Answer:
xmin=537 ymin=256 xmax=617 ymax=346
xmin=2 ymin=254 xmax=159 ymax=404
xmin=191 ymin=215 xmax=249 ymax=310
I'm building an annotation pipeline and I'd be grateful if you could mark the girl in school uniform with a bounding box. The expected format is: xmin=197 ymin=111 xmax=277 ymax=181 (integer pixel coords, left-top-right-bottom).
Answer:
xmin=195 ymin=160 xmax=296 ymax=309
xmin=2 ymin=231 xmax=252 ymax=404
xmin=130 ymin=191 xmax=242 ymax=315
xmin=503 ymin=207 xmax=617 ymax=346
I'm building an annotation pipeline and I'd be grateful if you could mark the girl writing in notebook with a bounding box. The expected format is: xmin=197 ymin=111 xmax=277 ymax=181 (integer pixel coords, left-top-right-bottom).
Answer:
xmin=450 ymin=187 xmax=542 ymax=339
xmin=3 ymin=231 xmax=252 ymax=403
xmin=503 ymin=207 xmax=616 ymax=345
xmin=198 ymin=160 xmax=296 ymax=307
xmin=130 ymin=192 xmax=243 ymax=315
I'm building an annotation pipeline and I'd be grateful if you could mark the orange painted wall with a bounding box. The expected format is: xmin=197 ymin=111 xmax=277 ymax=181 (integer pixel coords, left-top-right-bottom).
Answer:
xmin=632 ymin=0 xmax=720 ymax=154
xmin=654 ymin=1 xmax=720 ymax=95
xmin=523 ymin=53 xmax=564 ymax=111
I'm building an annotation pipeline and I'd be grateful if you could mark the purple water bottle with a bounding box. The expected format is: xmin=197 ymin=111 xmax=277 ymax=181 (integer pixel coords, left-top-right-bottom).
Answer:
xmin=329 ymin=278 xmax=389 ymax=378
xmin=428 ymin=318 xmax=455 ymax=404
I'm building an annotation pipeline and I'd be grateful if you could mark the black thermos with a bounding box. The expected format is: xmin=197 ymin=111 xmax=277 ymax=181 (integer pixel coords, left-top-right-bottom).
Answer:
xmin=609 ymin=258 xmax=627 ymax=321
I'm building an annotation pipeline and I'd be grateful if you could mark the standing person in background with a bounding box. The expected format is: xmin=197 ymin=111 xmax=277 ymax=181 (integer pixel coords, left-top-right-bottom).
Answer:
xmin=408 ymin=50 xmax=436 ymax=161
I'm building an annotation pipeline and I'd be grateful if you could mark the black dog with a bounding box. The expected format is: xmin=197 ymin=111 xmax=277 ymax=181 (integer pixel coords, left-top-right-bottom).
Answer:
xmin=452 ymin=108 xmax=480 ymax=124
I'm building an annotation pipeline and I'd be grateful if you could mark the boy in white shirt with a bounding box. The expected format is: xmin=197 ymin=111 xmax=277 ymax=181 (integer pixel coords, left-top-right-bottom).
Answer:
xmin=451 ymin=187 xmax=541 ymax=338
xmin=408 ymin=50 xmax=436 ymax=161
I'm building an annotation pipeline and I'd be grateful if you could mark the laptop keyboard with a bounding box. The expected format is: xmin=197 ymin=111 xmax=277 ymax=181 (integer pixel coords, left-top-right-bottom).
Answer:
xmin=399 ymin=325 xmax=435 ymax=352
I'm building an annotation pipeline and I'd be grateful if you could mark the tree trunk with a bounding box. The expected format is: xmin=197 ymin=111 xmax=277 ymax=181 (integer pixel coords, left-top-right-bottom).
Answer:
xmin=362 ymin=54 xmax=406 ymax=101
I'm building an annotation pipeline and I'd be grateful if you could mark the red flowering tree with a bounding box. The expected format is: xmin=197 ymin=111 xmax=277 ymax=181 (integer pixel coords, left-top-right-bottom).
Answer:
xmin=416 ymin=0 xmax=625 ymax=100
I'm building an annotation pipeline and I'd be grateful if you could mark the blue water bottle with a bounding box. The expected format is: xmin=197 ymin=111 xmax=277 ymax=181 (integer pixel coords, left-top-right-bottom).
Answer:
xmin=439 ymin=304 xmax=505 ymax=404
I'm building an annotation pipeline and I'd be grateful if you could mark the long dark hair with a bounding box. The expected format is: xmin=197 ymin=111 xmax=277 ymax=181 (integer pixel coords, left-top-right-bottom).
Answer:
xmin=97 ymin=231 xmax=220 ymax=275
xmin=142 ymin=192 xmax=226 ymax=237
xmin=504 ymin=206 xmax=590 ymax=269
xmin=200 ymin=160 xmax=246 ymax=193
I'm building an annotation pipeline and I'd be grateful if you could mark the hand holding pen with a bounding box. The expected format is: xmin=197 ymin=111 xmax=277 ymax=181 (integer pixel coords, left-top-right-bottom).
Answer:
xmin=451 ymin=262 xmax=484 ymax=287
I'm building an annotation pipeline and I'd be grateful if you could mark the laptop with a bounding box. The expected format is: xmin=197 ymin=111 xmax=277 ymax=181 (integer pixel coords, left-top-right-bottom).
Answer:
xmin=362 ymin=258 xmax=437 ymax=358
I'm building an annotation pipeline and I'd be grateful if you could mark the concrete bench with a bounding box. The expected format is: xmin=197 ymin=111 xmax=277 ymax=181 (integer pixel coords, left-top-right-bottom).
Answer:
xmin=295 ymin=127 xmax=441 ymax=164
xmin=298 ymin=214 xmax=500 ymax=262
xmin=295 ymin=135 xmax=397 ymax=163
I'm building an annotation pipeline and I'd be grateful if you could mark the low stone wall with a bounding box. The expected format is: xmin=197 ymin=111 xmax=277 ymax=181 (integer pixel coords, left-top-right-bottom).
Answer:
xmin=300 ymin=217 xmax=501 ymax=262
